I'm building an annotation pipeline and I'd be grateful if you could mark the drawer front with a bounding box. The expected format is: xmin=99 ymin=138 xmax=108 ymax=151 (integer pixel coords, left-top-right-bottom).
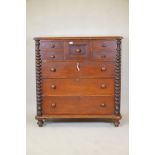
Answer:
xmin=92 ymin=40 xmax=117 ymax=51
xmin=40 ymin=51 xmax=64 ymax=60
xmin=42 ymin=79 xmax=114 ymax=96
xmin=40 ymin=40 xmax=64 ymax=51
xmin=64 ymin=40 xmax=91 ymax=60
xmin=92 ymin=51 xmax=116 ymax=61
xmin=42 ymin=96 xmax=114 ymax=115
xmin=41 ymin=61 xmax=114 ymax=78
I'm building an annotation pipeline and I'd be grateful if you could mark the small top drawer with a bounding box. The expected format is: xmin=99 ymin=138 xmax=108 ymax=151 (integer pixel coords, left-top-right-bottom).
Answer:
xmin=92 ymin=40 xmax=117 ymax=51
xmin=64 ymin=40 xmax=91 ymax=60
xmin=92 ymin=51 xmax=116 ymax=61
xmin=40 ymin=40 xmax=64 ymax=51
xmin=40 ymin=51 xmax=64 ymax=60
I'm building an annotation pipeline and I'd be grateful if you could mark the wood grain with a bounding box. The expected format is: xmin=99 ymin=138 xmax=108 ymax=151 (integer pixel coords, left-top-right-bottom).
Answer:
xmin=42 ymin=96 xmax=114 ymax=115
xmin=34 ymin=36 xmax=123 ymax=127
xmin=42 ymin=78 xmax=114 ymax=96
xmin=34 ymin=36 xmax=123 ymax=40
xmin=41 ymin=61 xmax=115 ymax=78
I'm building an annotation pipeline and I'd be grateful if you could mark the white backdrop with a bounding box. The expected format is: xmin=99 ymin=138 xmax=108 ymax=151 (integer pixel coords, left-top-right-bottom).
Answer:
xmin=27 ymin=0 xmax=128 ymax=109
xmin=26 ymin=0 xmax=128 ymax=155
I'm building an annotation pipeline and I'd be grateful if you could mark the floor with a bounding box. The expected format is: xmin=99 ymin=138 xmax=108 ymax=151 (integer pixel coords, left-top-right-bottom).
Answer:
xmin=27 ymin=104 xmax=128 ymax=155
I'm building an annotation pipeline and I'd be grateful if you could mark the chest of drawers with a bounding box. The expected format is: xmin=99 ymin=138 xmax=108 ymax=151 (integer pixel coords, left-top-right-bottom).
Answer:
xmin=34 ymin=36 xmax=123 ymax=127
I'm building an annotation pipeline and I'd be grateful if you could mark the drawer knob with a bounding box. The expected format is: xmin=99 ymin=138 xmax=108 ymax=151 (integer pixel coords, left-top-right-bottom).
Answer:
xmin=101 ymin=84 xmax=106 ymax=89
xmin=75 ymin=49 xmax=81 ymax=53
xmin=50 ymin=55 xmax=55 ymax=58
xmin=51 ymin=85 xmax=56 ymax=89
xmin=51 ymin=103 xmax=56 ymax=108
xmin=50 ymin=68 xmax=56 ymax=72
xmin=101 ymin=55 xmax=106 ymax=58
xmin=101 ymin=67 xmax=106 ymax=71
xmin=51 ymin=44 xmax=55 ymax=48
xmin=100 ymin=103 xmax=106 ymax=107
xmin=102 ymin=44 xmax=107 ymax=47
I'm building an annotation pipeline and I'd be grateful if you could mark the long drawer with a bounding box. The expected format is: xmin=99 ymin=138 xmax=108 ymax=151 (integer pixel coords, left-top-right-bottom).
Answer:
xmin=42 ymin=96 xmax=114 ymax=115
xmin=42 ymin=78 xmax=114 ymax=96
xmin=41 ymin=61 xmax=114 ymax=78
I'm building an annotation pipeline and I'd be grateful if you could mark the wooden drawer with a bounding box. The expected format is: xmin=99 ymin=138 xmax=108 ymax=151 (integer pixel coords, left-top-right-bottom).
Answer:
xmin=41 ymin=61 xmax=114 ymax=78
xmin=40 ymin=40 xmax=64 ymax=51
xmin=64 ymin=40 xmax=91 ymax=60
xmin=40 ymin=51 xmax=64 ymax=60
xmin=42 ymin=96 xmax=114 ymax=115
xmin=92 ymin=40 xmax=117 ymax=51
xmin=92 ymin=51 xmax=116 ymax=61
xmin=42 ymin=79 xmax=114 ymax=96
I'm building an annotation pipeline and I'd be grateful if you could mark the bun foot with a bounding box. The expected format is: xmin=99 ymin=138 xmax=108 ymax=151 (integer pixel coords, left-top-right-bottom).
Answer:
xmin=37 ymin=120 xmax=44 ymax=127
xmin=114 ymin=120 xmax=120 ymax=127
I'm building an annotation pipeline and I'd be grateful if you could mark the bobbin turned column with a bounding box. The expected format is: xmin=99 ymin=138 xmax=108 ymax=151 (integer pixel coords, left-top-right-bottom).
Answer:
xmin=35 ymin=40 xmax=43 ymax=126
xmin=113 ymin=39 xmax=122 ymax=127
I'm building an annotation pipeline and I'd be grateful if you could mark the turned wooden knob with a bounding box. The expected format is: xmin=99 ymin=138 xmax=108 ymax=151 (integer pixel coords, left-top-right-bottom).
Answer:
xmin=101 ymin=55 xmax=106 ymax=58
xmin=101 ymin=67 xmax=106 ymax=71
xmin=50 ymin=68 xmax=56 ymax=72
xmin=75 ymin=49 xmax=81 ymax=53
xmin=51 ymin=85 xmax=56 ymax=89
xmin=102 ymin=44 xmax=107 ymax=47
xmin=101 ymin=84 xmax=106 ymax=89
xmin=51 ymin=44 xmax=55 ymax=48
xmin=51 ymin=103 xmax=56 ymax=108
xmin=50 ymin=55 xmax=55 ymax=58
xmin=100 ymin=103 xmax=106 ymax=107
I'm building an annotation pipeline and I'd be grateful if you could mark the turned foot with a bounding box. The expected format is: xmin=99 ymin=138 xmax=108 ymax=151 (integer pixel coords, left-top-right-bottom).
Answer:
xmin=37 ymin=120 xmax=44 ymax=127
xmin=114 ymin=120 xmax=120 ymax=127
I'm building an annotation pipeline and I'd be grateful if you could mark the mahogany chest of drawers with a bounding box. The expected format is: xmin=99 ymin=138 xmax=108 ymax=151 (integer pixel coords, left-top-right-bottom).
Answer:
xmin=34 ymin=36 xmax=123 ymax=127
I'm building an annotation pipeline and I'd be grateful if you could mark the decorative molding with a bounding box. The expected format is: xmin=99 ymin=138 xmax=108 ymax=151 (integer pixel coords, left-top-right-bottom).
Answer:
xmin=114 ymin=39 xmax=121 ymax=116
xmin=35 ymin=40 xmax=42 ymax=116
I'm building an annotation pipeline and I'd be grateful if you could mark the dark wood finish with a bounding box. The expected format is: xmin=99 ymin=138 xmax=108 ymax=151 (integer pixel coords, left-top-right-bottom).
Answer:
xmin=34 ymin=36 xmax=123 ymax=127
xmin=35 ymin=40 xmax=42 ymax=116
xmin=40 ymin=51 xmax=64 ymax=60
xmin=36 ymin=114 xmax=122 ymax=119
xmin=64 ymin=40 xmax=91 ymax=60
xmin=39 ymin=40 xmax=64 ymax=50
xmin=34 ymin=36 xmax=123 ymax=40
xmin=41 ymin=61 xmax=115 ymax=78
xmin=42 ymin=96 xmax=114 ymax=115
xmin=42 ymin=78 xmax=114 ymax=96
xmin=37 ymin=120 xmax=44 ymax=127
xmin=92 ymin=40 xmax=117 ymax=51
xmin=114 ymin=39 xmax=121 ymax=116
xmin=92 ymin=50 xmax=116 ymax=61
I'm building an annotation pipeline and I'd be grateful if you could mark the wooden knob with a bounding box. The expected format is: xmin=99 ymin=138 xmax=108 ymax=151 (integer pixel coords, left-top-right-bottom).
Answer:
xmin=50 ymin=55 xmax=55 ymax=58
xmin=75 ymin=49 xmax=81 ymax=53
xmin=50 ymin=68 xmax=56 ymax=72
xmin=101 ymin=67 xmax=106 ymax=71
xmin=101 ymin=55 xmax=106 ymax=58
xmin=51 ymin=103 xmax=56 ymax=108
xmin=100 ymin=103 xmax=106 ymax=107
xmin=101 ymin=84 xmax=106 ymax=89
xmin=51 ymin=44 xmax=55 ymax=48
xmin=51 ymin=85 xmax=56 ymax=89
xmin=102 ymin=44 xmax=107 ymax=47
